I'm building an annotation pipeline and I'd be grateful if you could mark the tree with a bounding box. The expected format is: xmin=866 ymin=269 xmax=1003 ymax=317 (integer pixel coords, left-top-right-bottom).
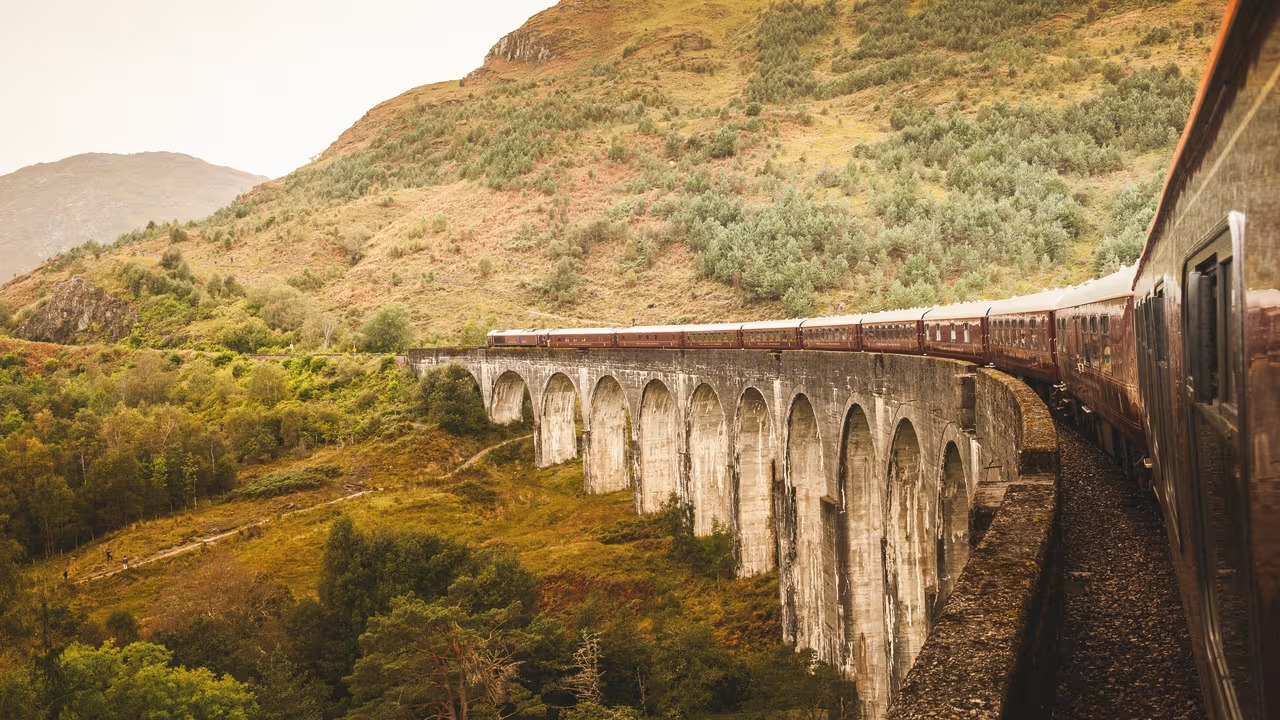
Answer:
xmin=119 ymin=351 xmax=175 ymax=406
xmin=58 ymin=641 xmax=260 ymax=720
xmin=316 ymin=516 xmax=474 ymax=684
xmin=346 ymin=596 xmax=529 ymax=720
xmin=743 ymin=646 xmax=858 ymax=720
xmin=0 ymin=522 xmax=24 ymax=629
xmin=247 ymin=362 xmax=289 ymax=408
xmin=564 ymin=633 xmax=603 ymax=705
xmin=417 ymin=364 xmax=488 ymax=436
xmin=361 ymin=305 xmax=413 ymax=353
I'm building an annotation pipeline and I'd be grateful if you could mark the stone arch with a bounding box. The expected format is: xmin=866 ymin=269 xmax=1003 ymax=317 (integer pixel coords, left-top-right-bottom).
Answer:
xmin=540 ymin=373 xmax=580 ymax=466
xmin=936 ymin=441 xmax=969 ymax=610
xmin=736 ymin=387 xmax=776 ymax=577
xmin=885 ymin=419 xmax=935 ymax=695
xmin=587 ymin=376 xmax=630 ymax=494
xmin=638 ymin=379 xmax=679 ymax=513
xmin=839 ymin=404 xmax=890 ymax=717
xmin=782 ymin=394 xmax=829 ymax=653
xmin=491 ymin=370 xmax=531 ymax=425
xmin=688 ymin=384 xmax=731 ymax=536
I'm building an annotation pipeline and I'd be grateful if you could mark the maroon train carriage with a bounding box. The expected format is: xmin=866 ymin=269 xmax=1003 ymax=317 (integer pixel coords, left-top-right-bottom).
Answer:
xmin=615 ymin=325 xmax=686 ymax=349
xmin=799 ymin=315 xmax=862 ymax=351
xmin=1129 ymin=1 xmax=1280 ymax=714
xmin=546 ymin=327 xmax=618 ymax=349
xmin=487 ymin=329 xmax=547 ymax=348
xmin=987 ymin=288 xmax=1069 ymax=384
xmin=684 ymin=322 xmax=745 ymax=349
xmin=859 ymin=308 xmax=927 ymax=354
xmin=741 ymin=319 xmax=804 ymax=350
xmin=921 ymin=301 xmax=992 ymax=364
xmin=1054 ymin=266 xmax=1146 ymax=470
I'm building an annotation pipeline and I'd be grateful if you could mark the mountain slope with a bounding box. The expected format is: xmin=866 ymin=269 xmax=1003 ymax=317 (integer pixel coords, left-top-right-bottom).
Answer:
xmin=0 ymin=0 xmax=1223 ymax=347
xmin=0 ymin=152 xmax=267 ymax=279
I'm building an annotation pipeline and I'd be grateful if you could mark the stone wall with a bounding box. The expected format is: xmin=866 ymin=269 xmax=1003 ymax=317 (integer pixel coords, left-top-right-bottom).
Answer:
xmin=886 ymin=368 xmax=1060 ymax=720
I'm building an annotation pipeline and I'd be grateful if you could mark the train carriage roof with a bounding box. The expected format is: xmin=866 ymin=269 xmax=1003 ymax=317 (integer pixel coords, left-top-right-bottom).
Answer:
xmin=986 ymin=288 xmax=1072 ymax=316
xmin=799 ymin=315 xmax=862 ymax=328
xmin=858 ymin=307 xmax=930 ymax=324
xmin=922 ymin=300 xmax=996 ymax=322
xmin=617 ymin=323 xmax=736 ymax=334
xmin=740 ymin=319 xmax=806 ymax=330
xmin=1056 ymin=266 xmax=1137 ymax=308
xmin=683 ymin=322 xmax=748 ymax=333
xmin=547 ymin=327 xmax=618 ymax=336
xmin=488 ymin=329 xmax=547 ymax=336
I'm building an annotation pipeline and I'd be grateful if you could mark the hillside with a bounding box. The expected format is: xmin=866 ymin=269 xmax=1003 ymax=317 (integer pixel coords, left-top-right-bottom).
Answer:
xmin=0 ymin=0 xmax=1223 ymax=348
xmin=0 ymin=152 xmax=267 ymax=279
xmin=0 ymin=337 xmax=804 ymax=718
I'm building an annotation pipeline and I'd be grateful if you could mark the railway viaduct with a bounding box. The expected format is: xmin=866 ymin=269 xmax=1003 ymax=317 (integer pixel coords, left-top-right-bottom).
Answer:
xmin=406 ymin=347 xmax=1061 ymax=719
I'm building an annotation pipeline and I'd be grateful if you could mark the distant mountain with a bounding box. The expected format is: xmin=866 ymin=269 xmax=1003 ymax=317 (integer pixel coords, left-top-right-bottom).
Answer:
xmin=0 ymin=152 xmax=267 ymax=278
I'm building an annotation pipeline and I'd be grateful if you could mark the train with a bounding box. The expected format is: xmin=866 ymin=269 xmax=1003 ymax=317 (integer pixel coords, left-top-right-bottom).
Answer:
xmin=489 ymin=1 xmax=1279 ymax=717
xmin=489 ymin=266 xmax=1147 ymax=478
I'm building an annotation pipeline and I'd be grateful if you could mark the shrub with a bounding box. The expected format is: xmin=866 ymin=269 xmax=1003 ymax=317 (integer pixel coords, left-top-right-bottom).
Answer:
xmin=218 ymin=317 xmax=278 ymax=354
xmin=852 ymin=0 xmax=1072 ymax=56
xmin=360 ymin=305 xmax=413 ymax=353
xmin=708 ymin=128 xmax=738 ymax=159
xmin=539 ymin=258 xmax=583 ymax=306
xmin=1140 ymin=26 xmax=1172 ymax=45
xmin=417 ymin=363 xmax=488 ymax=435
xmin=1094 ymin=174 xmax=1161 ymax=274
xmin=744 ymin=0 xmax=838 ymax=103
xmin=678 ymin=190 xmax=857 ymax=305
xmin=231 ymin=465 xmax=342 ymax=499
xmin=250 ymin=285 xmax=308 ymax=332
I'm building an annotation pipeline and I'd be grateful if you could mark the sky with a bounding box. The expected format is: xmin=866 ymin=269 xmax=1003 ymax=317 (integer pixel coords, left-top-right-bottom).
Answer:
xmin=0 ymin=0 xmax=557 ymax=179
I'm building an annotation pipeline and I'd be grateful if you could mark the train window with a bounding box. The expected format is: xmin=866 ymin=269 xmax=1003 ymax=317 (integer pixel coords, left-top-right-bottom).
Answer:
xmin=1088 ymin=316 xmax=1098 ymax=366
xmin=1181 ymin=213 xmax=1256 ymax=716
xmin=1017 ymin=319 xmax=1025 ymax=348
xmin=1030 ymin=318 xmax=1038 ymax=349
xmin=1082 ymin=317 xmax=1091 ymax=366
xmin=963 ymin=324 xmax=970 ymax=344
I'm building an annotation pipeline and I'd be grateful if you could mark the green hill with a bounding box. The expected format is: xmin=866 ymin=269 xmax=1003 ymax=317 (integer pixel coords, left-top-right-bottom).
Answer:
xmin=0 ymin=0 xmax=1220 ymax=348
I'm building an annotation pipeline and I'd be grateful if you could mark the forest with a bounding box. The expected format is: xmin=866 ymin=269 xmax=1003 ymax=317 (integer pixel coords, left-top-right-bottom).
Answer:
xmin=0 ymin=349 xmax=854 ymax=719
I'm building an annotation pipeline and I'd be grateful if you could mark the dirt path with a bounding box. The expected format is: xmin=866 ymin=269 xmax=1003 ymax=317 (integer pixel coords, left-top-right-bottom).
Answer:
xmin=78 ymin=434 xmax=532 ymax=584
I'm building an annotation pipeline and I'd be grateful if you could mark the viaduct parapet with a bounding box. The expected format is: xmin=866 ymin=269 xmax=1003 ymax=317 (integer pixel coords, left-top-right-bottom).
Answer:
xmin=407 ymin=347 xmax=1060 ymax=719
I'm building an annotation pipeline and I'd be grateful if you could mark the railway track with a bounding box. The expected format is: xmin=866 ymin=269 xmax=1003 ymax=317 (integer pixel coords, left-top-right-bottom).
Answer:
xmin=1051 ymin=424 xmax=1205 ymax=719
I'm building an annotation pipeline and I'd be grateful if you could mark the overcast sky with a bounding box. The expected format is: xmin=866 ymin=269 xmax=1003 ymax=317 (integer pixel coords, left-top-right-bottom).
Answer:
xmin=0 ymin=0 xmax=556 ymax=179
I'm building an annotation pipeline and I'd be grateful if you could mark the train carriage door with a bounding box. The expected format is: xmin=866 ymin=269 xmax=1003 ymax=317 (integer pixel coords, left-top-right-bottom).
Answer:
xmin=1182 ymin=214 xmax=1259 ymax=719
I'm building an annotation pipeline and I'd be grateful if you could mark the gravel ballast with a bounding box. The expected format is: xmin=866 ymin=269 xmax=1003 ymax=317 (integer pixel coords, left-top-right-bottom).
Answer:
xmin=1051 ymin=424 xmax=1206 ymax=719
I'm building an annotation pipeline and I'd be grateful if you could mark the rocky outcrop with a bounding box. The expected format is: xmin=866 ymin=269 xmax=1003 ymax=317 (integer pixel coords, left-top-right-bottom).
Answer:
xmin=485 ymin=27 xmax=557 ymax=64
xmin=17 ymin=275 xmax=138 ymax=344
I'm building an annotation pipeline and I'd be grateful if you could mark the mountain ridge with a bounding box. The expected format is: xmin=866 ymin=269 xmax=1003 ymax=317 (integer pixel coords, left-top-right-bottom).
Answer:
xmin=0 ymin=151 xmax=267 ymax=279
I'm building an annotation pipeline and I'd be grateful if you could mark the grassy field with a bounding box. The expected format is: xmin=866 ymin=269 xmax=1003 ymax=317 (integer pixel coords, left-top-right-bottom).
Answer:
xmin=36 ymin=432 xmax=781 ymax=655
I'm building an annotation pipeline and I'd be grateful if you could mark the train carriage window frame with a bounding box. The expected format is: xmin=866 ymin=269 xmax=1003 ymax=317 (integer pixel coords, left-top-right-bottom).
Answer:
xmin=1181 ymin=211 xmax=1257 ymax=718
